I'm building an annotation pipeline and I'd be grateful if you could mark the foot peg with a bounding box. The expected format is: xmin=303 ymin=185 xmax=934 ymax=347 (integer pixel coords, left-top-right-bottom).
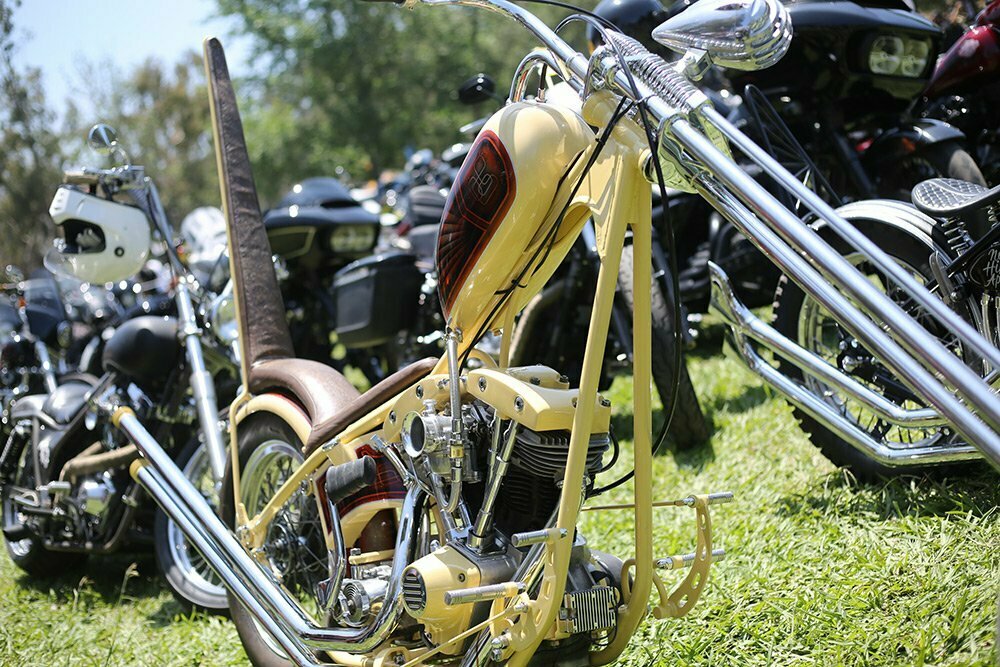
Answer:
xmin=444 ymin=581 xmax=525 ymax=606
xmin=657 ymin=548 xmax=725 ymax=570
xmin=650 ymin=491 xmax=732 ymax=620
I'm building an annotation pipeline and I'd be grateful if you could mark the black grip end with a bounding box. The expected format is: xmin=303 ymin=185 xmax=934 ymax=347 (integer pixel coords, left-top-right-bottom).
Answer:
xmin=325 ymin=456 xmax=378 ymax=506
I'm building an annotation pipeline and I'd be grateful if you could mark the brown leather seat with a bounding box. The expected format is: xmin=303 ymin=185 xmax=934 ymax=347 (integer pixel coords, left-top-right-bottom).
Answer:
xmin=205 ymin=40 xmax=439 ymax=455
xmin=303 ymin=357 xmax=438 ymax=454
xmin=250 ymin=358 xmax=361 ymax=427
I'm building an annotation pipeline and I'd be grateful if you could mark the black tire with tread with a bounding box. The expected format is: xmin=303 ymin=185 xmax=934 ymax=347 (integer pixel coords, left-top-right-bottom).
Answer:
xmin=618 ymin=244 xmax=710 ymax=450
xmin=771 ymin=219 xmax=970 ymax=480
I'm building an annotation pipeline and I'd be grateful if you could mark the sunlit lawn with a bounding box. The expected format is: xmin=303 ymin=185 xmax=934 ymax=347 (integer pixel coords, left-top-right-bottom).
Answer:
xmin=1 ymin=325 xmax=997 ymax=665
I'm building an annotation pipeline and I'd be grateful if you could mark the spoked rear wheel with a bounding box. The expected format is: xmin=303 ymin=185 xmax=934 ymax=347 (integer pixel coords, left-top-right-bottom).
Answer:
xmin=221 ymin=414 xmax=327 ymax=667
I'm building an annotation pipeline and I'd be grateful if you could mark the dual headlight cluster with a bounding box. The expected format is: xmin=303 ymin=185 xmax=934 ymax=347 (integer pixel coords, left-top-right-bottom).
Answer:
xmin=329 ymin=225 xmax=377 ymax=253
xmin=867 ymin=35 xmax=932 ymax=78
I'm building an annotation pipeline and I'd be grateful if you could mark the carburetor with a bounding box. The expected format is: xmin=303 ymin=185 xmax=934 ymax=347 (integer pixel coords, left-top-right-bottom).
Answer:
xmin=400 ymin=400 xmax=480 ymax=482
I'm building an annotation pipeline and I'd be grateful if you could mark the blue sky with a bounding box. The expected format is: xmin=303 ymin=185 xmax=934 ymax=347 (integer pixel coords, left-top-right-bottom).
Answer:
xmin=12 ymin=0 xmax=250 ymax=112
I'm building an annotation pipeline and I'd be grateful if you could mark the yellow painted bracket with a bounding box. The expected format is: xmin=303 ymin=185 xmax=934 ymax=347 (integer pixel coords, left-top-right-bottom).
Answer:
xmin=652 ymin=494 xmax=721 ymax=619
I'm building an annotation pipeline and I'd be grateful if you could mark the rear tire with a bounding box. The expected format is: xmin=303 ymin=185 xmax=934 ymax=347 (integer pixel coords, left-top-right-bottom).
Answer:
xmin=220 ymin=414 xmax=314 ymax=667
xmin=619 ymin=245 xmax=710 ymax=450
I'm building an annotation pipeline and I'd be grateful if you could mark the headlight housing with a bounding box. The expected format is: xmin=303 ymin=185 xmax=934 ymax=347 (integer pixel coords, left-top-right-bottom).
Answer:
xmin=867 ymin=35 xmax=932 ymax=78
xmin=329 ymin=226 xmax=377 ymax=253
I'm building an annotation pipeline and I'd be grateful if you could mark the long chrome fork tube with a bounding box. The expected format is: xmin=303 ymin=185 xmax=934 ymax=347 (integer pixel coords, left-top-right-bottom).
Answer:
xmin=671 ymin=121 xmax=1000 ymax=470
xmin=710 ymin=265 xmax=980 ymax=465
xmin=174 ymin=281 xmax=227 ymax=484
xmin=134 ymin=462 xmax=319 ymax=665
xmin=112 ymin=407 xmax=421 ymax=654
xmin=702 ymin=106 xmax=1000 ymax=372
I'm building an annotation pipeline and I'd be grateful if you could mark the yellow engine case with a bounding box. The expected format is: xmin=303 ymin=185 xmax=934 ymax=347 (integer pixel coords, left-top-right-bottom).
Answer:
xmin=401 ymin=545 xmax=483 ymax=654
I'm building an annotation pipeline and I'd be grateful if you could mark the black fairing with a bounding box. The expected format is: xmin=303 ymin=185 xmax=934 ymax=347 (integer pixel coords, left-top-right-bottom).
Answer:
xmin=24 ymin=303 xmax=63 ymax=347
xmin=0 ymin=303 xmax=18 ymax=331
xmin=102 ymin=316 xmax=181 ymax=395
xmin=728 ymin=0 xmax=941 ymax=124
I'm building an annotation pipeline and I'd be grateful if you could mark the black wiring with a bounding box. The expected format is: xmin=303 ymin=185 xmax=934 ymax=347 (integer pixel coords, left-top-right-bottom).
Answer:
xmin=542 ymin=3 xmax=688 ymax=495
xmin=455 ymin=0 xmax=689 ymax=498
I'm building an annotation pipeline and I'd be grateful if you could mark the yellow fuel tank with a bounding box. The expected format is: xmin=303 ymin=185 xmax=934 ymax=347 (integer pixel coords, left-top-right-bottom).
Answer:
xmin=436 ymin=101 xmax=596 ymax=337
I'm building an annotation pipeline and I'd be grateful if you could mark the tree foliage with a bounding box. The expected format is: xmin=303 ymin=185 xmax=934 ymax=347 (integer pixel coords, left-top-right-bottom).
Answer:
xmin=0 ymin=0 xmax=63 ymax=270
xmin=215 ymin=0 xmax=572 ymax=202
xmin=63 ymin=51 xmax=219 ymax=227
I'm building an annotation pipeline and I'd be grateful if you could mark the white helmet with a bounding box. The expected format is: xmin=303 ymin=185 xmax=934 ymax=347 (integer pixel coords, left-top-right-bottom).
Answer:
xmin=47 ymin=186 xmax=151 ymax=284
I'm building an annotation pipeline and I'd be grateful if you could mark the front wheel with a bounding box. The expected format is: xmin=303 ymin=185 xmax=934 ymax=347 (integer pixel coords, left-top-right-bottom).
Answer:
xmin=153 ymin=436 xmax=228 ymax=613
xmin=618 ymin=245 xmax=710 ymax=450
xmin=771 ymin=219 xmax=974 ymax=480
xmin=221 ymin=414 xmax=325 ymax=667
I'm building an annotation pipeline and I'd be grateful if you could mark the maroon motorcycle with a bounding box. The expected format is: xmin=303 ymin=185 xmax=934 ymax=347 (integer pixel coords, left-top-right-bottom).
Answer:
xmin=922 ymin=0 xmax=1000 ymax=186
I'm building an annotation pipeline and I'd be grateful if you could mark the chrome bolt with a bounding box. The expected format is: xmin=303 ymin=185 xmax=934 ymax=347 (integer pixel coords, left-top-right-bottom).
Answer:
xmin=514 ymin=396 xmax=524 ymax=412
xmin=529 ymin=376 xmax=540 ymax=385
xmin=600 ymin=397 xmax=611 ymax=407
xmin=389 ymin=411 xmax=397 ymax=423
xmin=416 ymin=385 xmax=424 ymax=398
xmin=479 ymin=377 xmax=488 ymax=392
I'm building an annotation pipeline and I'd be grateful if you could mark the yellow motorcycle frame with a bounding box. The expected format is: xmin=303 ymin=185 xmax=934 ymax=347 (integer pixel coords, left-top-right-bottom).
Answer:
xmin=104 ymin=0 xmax=1000 ymax=664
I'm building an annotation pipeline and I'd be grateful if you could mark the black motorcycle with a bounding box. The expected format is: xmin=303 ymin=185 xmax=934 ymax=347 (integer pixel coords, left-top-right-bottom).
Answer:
xmin=1 ymin=126 xmax=238 ymax=613
xmin=262 ymin=177 xmax=389 ymax=380
xmin=595 ymin=0 xmax=987 ymax=314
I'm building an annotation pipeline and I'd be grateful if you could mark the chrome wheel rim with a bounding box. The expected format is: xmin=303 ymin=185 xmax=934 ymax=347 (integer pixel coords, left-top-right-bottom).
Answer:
xmin=796 ymin=252 xmax=954 ymax=450
xmin=240 ymin=438 xmax=325 ymax=657
xmin=165 ymin=443 xmax=226 ymax=605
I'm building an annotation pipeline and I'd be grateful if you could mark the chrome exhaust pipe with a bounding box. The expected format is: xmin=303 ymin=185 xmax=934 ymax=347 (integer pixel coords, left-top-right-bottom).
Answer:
xmin=709 ymin=263 xmax=945 ymax=429
xmin=709 ymin=266 xmax=980 ymax=466
xmin=108 ymin=407 xmax=423 ymax=658
xmin=680 ymin=161 xmax=1000 ymax=471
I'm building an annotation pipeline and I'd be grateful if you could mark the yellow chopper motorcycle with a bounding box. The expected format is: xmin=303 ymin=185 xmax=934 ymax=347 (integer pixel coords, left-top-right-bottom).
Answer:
xmin=91 ymin=0 xmax=1000 ymax=664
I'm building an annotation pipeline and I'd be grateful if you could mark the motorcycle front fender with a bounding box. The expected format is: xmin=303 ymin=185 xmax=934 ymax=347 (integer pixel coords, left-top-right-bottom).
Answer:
xmin=864 ymin=119 xmax=967 ymax=165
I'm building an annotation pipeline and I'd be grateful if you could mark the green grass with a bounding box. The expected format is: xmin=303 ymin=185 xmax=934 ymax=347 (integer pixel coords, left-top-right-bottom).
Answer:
xmin=1 ymin=325 xmax=997 ymax=666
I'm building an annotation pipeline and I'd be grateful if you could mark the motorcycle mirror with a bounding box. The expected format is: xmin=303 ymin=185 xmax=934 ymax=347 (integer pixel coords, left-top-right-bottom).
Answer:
xmin=87 ymin=124 xmax=119 ymax=155
xmin=457 ymin=73 xmax=497 ymax=105
xmin=3 ymin=265 xmax=24 ymax=285
xmin=651 ymin=0 xmax=792 ymax=72
xmin=87 ymin=123 xmax=131 ymax=166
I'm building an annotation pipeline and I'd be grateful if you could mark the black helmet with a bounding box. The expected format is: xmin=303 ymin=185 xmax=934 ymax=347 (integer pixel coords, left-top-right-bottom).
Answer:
xmin=589 ymin=0 xmax=692 ymax=57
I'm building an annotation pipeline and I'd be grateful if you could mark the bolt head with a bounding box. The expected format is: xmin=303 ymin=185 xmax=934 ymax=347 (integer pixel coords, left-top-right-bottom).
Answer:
xmin=416 ymin=385 xmax=424 ymax=398
xmin=478 ymin=377 xmax=488 ymax=392
xmin=389 ymin=411 xmax=397 ymax=423
xmin=514 ymin=396 xmax=525 ymax=412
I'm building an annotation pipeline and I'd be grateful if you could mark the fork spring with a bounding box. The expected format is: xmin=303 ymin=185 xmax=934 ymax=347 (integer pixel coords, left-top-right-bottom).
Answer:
xmin=602 ymin=31 xmax=701 ymax=114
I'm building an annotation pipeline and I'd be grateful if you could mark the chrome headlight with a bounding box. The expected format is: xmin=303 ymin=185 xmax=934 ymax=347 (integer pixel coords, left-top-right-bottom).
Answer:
xmin=329 ymin=225 xmax=376 ymax=253
xmin=868 ymin=35 xmax=932 ymax=78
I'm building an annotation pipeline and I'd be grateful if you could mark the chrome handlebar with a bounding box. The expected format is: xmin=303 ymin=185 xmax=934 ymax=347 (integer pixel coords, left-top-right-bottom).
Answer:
xmin=395 ymin=0 xmax=1000 ymax=468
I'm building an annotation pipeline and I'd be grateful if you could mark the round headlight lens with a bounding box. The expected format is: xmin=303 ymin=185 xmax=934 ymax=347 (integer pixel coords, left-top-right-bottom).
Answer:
xmin=869 ymin=35 xmax=904 ymax=75
xmin=900 ymin=38 xmax=931 ymax=78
